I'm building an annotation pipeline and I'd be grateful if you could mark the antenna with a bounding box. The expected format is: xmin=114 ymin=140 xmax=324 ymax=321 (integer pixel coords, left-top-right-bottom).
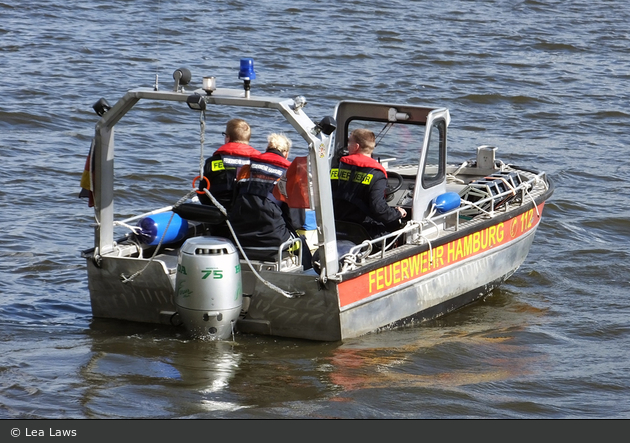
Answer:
xmin=153 ymin=0 xmax=162 ymax=90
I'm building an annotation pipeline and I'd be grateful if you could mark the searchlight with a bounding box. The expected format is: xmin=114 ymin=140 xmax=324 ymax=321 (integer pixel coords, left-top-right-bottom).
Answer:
xmin=314 ymin=116 xmax=337 ymax=136
xmin=93 ymin=98 xmax=111 ymax=116
xmin=293 ymin=95 xmax=307 ymax=113
xmin=186 ymin=94 xmax=206 ymax=111
xmin=173 ymin=68 xmax=192 ymax=93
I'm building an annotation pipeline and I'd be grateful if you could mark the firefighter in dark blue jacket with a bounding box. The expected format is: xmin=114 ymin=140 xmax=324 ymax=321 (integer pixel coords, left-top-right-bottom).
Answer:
xmin=198 ymin=118 xmax=261 ymax=211
xmin=229 ymin=133 xmax=311 ymax=268
xmin=332 ymin=128 xmax=407 ymax=239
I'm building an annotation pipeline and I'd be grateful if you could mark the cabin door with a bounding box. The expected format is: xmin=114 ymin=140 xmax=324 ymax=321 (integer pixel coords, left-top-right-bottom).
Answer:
xmin=411 ymin=108 xmax=450 ymax=221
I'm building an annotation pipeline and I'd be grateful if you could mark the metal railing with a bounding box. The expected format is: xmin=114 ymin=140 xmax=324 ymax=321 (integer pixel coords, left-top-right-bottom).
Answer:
xmin=337 ymin=170 xmax=548 ymax=273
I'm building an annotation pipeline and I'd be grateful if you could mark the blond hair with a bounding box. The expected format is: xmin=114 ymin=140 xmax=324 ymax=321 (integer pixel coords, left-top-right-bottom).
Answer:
xmin=267 ymin=132 xmax=292 ymax=157
xmin=225 ymin=118 xmax=251 ymax=143
xmin=350 ymin=128 xmax=376 ymax=154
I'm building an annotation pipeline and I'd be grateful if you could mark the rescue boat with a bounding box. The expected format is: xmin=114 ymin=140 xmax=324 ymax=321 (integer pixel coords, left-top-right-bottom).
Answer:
xmin=81 ymin=58 xmax=554 ymax=341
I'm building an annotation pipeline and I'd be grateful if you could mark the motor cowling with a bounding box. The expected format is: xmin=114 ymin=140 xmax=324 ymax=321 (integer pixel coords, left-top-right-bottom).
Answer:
xmin=175 ymin=236 xmax=242 ymax=339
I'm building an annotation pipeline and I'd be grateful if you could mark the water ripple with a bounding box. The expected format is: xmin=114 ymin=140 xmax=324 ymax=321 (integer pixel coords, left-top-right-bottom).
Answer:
xmin=1 ymin=0 xmax=629 ymax=419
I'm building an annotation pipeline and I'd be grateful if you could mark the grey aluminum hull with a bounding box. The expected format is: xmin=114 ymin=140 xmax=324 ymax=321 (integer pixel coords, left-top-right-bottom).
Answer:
xmin=85 ymin=201 xmax=543 ymax=342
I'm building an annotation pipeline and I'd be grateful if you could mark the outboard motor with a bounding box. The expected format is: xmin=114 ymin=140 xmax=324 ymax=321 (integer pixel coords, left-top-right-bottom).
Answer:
xmin=175 ymin=236 xmax=242 ymax=339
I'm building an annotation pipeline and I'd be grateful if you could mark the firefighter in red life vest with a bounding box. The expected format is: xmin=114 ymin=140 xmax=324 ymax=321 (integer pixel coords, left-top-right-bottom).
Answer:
xmin=229 ymin=133 xmax=312 ymax=269
xmin=198 ymin=118 xmax=261 ymax=211
xmin=332 ymin=128 xmax=407 ymax=239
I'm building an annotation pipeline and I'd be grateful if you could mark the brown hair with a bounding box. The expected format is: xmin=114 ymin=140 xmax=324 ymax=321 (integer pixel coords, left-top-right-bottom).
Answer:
xmin=350 ymin=128 xmax=376 ymax=154
xmin=225 ymin=118 xmax=251 ymax=143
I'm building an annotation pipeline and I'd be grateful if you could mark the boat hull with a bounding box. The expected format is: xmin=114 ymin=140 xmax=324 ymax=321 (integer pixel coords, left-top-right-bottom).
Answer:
xmin=86 ymin=253 xmax=178 ymax=325
xmin=338 ymin=226 xmax=537 ymax=338
xmin=236 ymin=272 xmax=343 ymax=341
xmin=85 ymin=205 xmax=542 ymax=342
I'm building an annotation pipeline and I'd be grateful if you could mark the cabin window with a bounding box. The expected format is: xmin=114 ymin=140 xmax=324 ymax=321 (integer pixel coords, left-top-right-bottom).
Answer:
xmin=421 ymin=120 xmax=446 ymax=189
xmin=343 ymin=120 xmax=426 ymax=167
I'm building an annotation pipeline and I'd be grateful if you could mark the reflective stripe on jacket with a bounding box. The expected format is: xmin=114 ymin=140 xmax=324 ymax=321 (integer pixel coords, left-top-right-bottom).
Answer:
xmin=229 ymin=150 xmax=294 ymax=253
xmin=332 ymin=154 xmax=401 ymax=237
xmin=236 ymin=149 xmax=291 ymax=198
xmin=199 ymin=142 xmax=260 ymax=209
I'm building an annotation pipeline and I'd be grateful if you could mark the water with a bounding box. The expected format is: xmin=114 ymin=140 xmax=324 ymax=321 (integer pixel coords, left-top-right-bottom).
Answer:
xmin=1 ymin=0 xmax=629 ymax=419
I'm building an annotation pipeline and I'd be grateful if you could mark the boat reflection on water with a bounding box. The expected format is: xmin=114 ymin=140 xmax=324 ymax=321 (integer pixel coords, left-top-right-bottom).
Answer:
xmin=323 ymin=292 xmax=550 ymax=396
xmin=81 ymin=320 xmax=247 ymax=416
xmin=81 ymin=320 xmax=336 ymax=415
xmin=78 ymin=291 xmax=550 ymax=416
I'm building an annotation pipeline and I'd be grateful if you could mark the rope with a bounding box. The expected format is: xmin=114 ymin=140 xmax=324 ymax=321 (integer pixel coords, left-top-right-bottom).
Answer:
xmin=113 ymin=221 xmax=142 ymax=234
xmin=417 ymin=217 xmax=441 ymax=266
xmin=202 ymin=188 xmax=301 ymax=299
xmin=462 ymin=200 xmax=495 ymax=218
xmin=340 ymin=241 xmax=372 ymax=272
xmin=124 ymin=105 xmax=206 ymax=283
xmin=120 ymin=189 xmax=197 ymax=283
xmin=193 ymin=108 xmax=299 ymax=297
xmin=367 ymin=231 xmax=404 ymax=259
xmin=449 ymin=160 xmax=469 ymax=178
xmin=524 ymin=181 xmax=541 ymax=219
xmin=122 ymin=110 xmax=300 ymax=298
xmin=194 ymin=107 xmax=300 ymax=298
xmin=374 ymin=122 xmax=393 ymax=148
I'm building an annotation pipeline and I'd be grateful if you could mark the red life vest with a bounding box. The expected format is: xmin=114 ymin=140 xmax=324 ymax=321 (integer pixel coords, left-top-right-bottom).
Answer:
xmin=339 ymin=154 xmax=388 ymax=177
xmin=236 ymin=149 xmax=290 ymax=198
xmin=199 ymin=142 xmax=260 ymax=209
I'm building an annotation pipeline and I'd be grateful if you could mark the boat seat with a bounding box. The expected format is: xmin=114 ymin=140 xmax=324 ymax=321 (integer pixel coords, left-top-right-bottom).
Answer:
xmin=239 ymin=245 xmax=283 ymax=262
xmin=335 ymin=220 xmax=371 ymax=245
xmin=239 ymin=237 xmax=303 ymax=271
xmin=172 ymin=203 xmax=226 ymax=225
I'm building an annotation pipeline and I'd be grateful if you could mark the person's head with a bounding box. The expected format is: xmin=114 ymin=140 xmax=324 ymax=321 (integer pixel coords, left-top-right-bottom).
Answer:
xmin=224 ymin=118 xmax=251 ymax=144
xmin=348 ymin=128 xmax=376 ymax=156
xmin=267 ymin=132 xmax=292 ymax=158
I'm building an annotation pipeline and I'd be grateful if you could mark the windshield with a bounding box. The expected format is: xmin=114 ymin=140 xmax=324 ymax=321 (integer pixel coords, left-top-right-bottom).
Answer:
xmin=340 ymin=119 xmax=427 ymax=166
